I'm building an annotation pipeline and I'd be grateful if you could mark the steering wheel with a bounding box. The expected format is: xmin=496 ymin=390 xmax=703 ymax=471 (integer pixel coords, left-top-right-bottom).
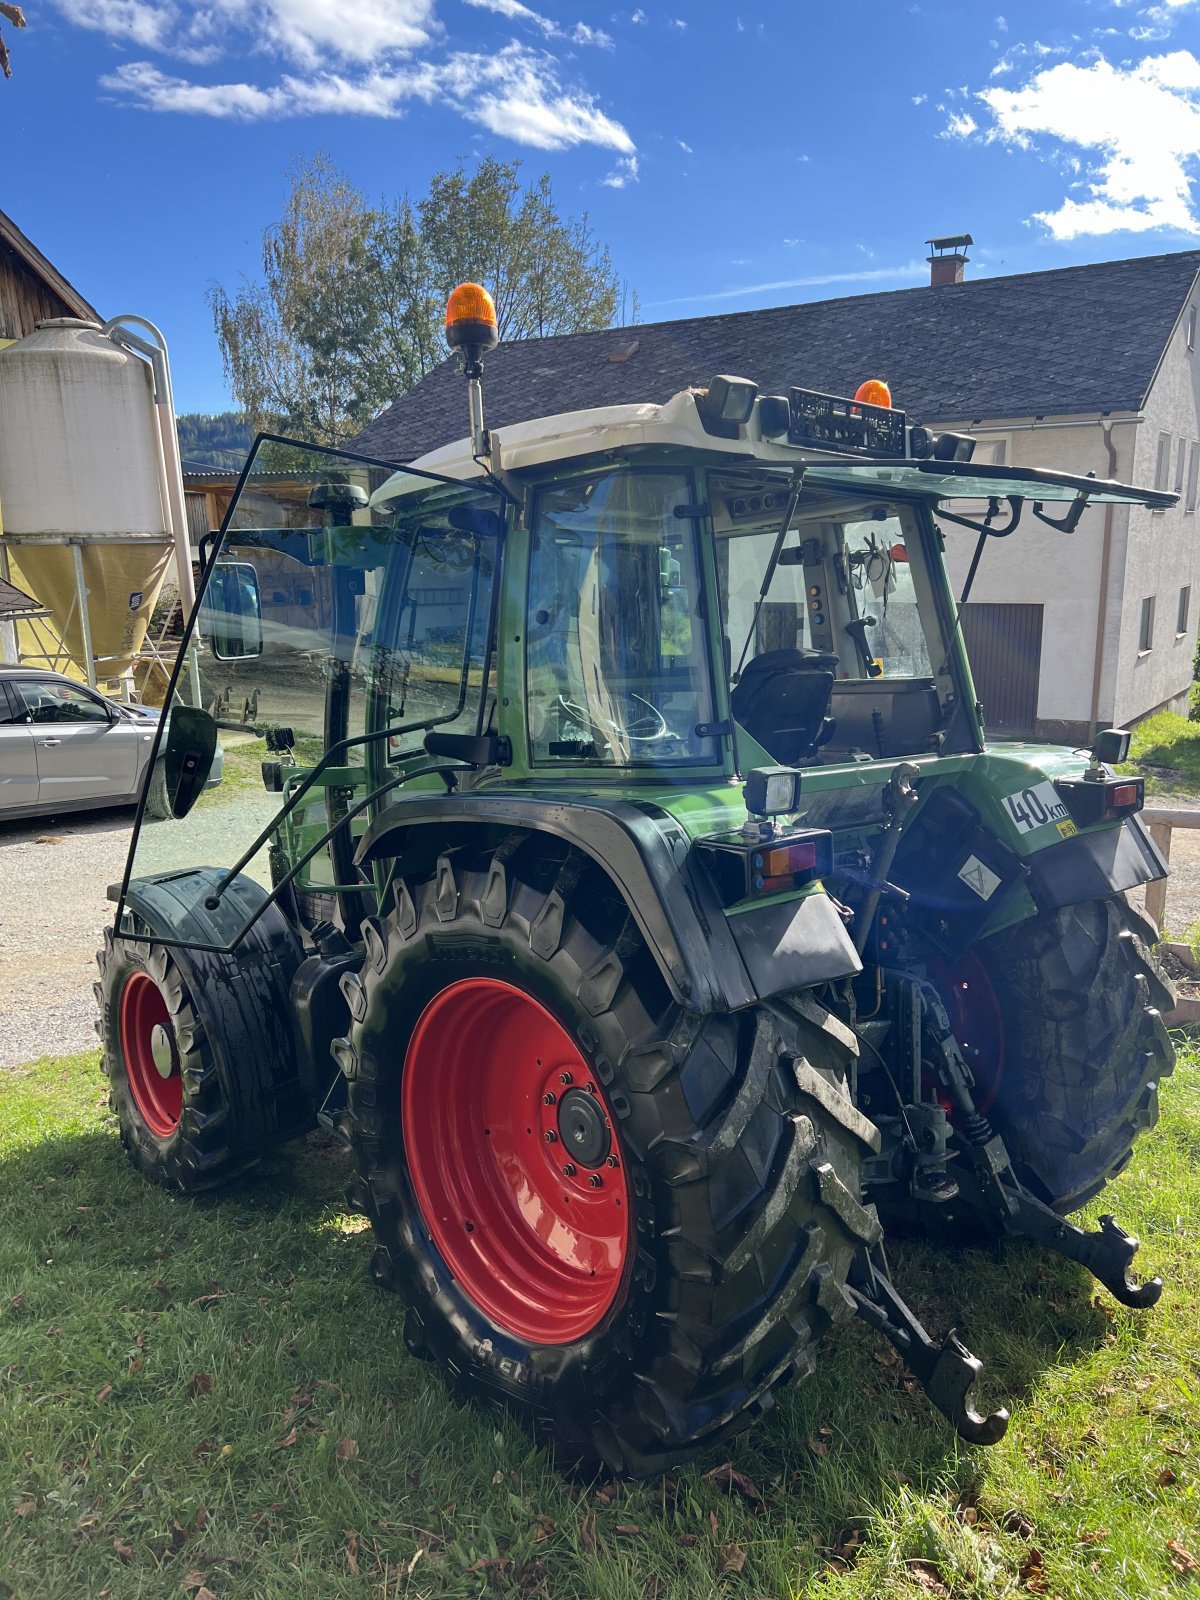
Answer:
xmin=557 ymin=691 xmax=670 ymax=747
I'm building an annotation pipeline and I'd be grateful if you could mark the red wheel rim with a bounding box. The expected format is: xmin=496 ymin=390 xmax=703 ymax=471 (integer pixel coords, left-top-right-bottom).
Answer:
xmin=931 ymin=952 xmax=1005 ymax=1115
xmin=119 ymin=971 xmax=182 ymax=1138
xmin=402 ymin=977 xmax=631 ymax=1345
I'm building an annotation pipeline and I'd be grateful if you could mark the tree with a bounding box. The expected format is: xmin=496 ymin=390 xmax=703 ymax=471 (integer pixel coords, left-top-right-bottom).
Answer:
xmin=0 ymin=2 xmax=26 ymax=79
xmin=210 ymin=155 xmax=627 ymax=445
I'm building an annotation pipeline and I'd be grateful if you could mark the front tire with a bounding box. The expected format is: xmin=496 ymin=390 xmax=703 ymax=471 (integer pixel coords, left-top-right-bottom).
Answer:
xmin=96 ymin=903 xmax=310 ymax=1192
xmin=340 ymin=841 xmax=881 ymax=1475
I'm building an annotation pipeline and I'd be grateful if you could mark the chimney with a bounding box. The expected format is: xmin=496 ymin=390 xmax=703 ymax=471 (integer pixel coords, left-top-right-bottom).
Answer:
xmin=926 ymin=233 xmax=972 ymax=287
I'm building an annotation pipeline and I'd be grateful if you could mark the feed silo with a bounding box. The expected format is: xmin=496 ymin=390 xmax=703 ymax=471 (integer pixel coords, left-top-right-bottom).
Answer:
xmin=0 ymin=318 xmax=178 ymax=684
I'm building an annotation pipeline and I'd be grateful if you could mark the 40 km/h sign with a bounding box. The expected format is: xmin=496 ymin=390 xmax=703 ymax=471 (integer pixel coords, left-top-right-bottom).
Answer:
xmin=1002 ymin=780 xmax=1072 ymax=834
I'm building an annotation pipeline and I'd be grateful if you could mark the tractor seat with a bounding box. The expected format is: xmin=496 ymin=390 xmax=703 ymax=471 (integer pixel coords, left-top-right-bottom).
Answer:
xmin=730 ymin=650 xmax=838 ymax=765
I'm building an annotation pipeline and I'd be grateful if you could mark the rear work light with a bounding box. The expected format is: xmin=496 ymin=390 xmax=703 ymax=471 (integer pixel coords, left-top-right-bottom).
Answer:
xmin=695 ymin=828 xmax=834 ymax=904
xmin=1055 ymin=773 xmax=1144 ymax=828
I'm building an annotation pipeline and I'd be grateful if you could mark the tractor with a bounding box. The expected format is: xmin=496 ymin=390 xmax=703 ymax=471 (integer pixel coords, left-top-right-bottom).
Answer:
xmin=97 ymin=282 xmax=1177 ymax=1475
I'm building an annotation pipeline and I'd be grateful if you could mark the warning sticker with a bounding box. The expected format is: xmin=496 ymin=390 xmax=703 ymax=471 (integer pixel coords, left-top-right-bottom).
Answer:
xmin=1056 ymin=818 xmax=1079 ymax=839
xmin=958 ymin=854 xmax=1002 ymax=901
xmin=1001 ymin=779 xmax=1071 ymax=835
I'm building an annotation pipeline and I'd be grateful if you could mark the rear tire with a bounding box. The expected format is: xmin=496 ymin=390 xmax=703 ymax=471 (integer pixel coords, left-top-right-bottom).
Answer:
xmin=96 ymin=904 xmax=310 ymax=1193
xmin=340 ymin=841 xmax=880 ymax=1475
xmin=966 ymin=895 xmax=1175 ymax=1214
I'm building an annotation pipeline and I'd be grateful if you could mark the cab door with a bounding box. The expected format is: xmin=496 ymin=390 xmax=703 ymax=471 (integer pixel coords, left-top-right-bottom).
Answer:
xmin=9 ymin=677 xmax=141 ymax=806
xmin=0 ymin=680 xmax=39 ymax=814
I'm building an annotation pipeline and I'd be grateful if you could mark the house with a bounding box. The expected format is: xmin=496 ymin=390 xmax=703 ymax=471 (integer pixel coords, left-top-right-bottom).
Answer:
xmin=351 ymin=243 xmax=1200 ymax=743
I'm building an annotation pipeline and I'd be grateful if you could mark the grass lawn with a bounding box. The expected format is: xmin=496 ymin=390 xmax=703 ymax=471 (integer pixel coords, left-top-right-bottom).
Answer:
xmin=1123 ymin=712 xmax=1200 ymax=796
xmin=3 ymin=1052 xmax=1200 ymax=1600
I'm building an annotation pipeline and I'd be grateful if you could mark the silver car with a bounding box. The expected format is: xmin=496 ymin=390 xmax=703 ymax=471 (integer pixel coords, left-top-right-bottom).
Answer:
xmin=0 ymin=667 xmax=220 ymax=822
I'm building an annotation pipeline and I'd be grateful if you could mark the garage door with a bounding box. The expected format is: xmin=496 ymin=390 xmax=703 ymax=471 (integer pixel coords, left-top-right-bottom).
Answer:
xmin=960 ymin=602 xmax=1043 ymax=736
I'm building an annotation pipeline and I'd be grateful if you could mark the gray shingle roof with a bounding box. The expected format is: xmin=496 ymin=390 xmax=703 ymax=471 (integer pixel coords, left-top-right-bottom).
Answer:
xmin=349 ymin=249 xmax=1200 ymax=464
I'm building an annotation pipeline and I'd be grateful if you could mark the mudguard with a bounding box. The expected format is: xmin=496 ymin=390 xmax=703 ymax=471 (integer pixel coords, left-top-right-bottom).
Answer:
xmin=356 ymin=791 xmax=861 ymax=1014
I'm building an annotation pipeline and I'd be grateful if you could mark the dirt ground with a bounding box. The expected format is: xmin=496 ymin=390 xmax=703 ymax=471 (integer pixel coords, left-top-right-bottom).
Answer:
xmin=3 ymin=797 xmax=1200 ymax=1072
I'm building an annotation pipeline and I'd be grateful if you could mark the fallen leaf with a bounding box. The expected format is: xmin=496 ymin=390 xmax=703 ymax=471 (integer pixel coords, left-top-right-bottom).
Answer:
xmin=1079 ymin=1528 xmax=1110 ymax=1545
xmin=717 ymin=1543 xmax=746 ymax=1576
xmin=113 ymin=1538 xmax=134 ymax=1561
xmin=1003 ymin=1510 xmax=1036 ymax=1539
xmin=1158 ymin=1467 xmax=1178 ymax=1488
xmin=709 ymin=1510 xmax=720 ymax=1540
xmin=1168 ymin=1539 xmax=1200 ymax=1577
xmin=906 ymin=1559 xmax=949 ymax=1595
xmin=182 ymin=1571 xmax=206 ymax=1592
xmin=274 ymin=1428 xmax=298 ymax=1450
xmin=192 ymin=1293 xmax=228 ymax=1310
xmin=96 ymin=1384 xmax=113 ymax=1404
xmin=579 ymin=1513 xmax=598 ymax=1552
xmin=614 ymin=1523 xmax=643 ymax=1537
xmin=186 ymin=1373 xmax=213 ymax=1399
xmin=702 ymin=1461 xmax=765 ymax=1510
xmin=13 ymin=1501 xmax=36 ymax=1519
xmin=593 ymin=1481 xmax=620 ymax=1506
xmin=193 ymin=1441 xmax=216 ymax=1460
xmin=531 ymin=1515 xmax=556 ymax=1542
xmin=128 ymin=1357 xmax=142 ymax=1376
xmin=344 ymin=1531 xmax=359 ymax=1575
xmin=676 ymin=1533 xmax=699 ymax=1548
xmin=514 ymin=1558 xmax=549 ymax=1595
xmin=153 ymin=1280 xmax=170 ymax=1296
xmin=7 ymin=1293 xmax=26 ymax=1313
xmin=1018 ymin=1546 xmax=1049 ymax=1594
xmin=193 ymin=1505 xmax=207 ymax=1534
xmin=195 ymin=1590 xmax=218 ymax=1600
xmin=1164 ymin=1442 xmax=1188 ymax=1457
xmin=334 ymin=1437 xmax=358 ymax=1461
xmin=806 ymin=1436 xmax=830 ymax=1460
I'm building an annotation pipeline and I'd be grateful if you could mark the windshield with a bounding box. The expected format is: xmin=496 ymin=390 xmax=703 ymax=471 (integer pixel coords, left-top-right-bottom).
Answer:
xmin=118 ymin=438 xmax=502 ymax=950
xmin=713 ymin=471 xmax=959 ymax=764
xmin=526 ymin=468 xmax=718 ymax=766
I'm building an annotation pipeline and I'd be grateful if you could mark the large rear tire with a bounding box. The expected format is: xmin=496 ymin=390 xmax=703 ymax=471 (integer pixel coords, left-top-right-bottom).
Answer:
xmin=96 ymin=904 xmax=310 ymax=1193
xmin=959 ymin=895 xmax=1175 ymax=1215
xmin=340 ymin=841 xmax=881 ymax=1475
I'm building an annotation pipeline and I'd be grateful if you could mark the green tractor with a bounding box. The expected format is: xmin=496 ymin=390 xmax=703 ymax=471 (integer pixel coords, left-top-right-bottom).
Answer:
xmin=99 ymin=283 xmax=1177 ymax=1475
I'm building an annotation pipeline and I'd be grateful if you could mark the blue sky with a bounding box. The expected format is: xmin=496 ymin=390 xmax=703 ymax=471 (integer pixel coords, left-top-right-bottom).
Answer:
xmin=5 ymin=0 xmax=1199 ymax=412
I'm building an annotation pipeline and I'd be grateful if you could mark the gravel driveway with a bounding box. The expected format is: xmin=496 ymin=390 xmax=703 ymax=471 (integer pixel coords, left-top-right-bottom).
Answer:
xmin=4 ymin=792 xmax=1200 ymax=1074
xmin=0 ymin=807 xmax=134 ymax=1070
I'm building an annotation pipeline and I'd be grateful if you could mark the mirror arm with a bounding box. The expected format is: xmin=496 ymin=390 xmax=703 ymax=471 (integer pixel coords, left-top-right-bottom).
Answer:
xmin=935 ymin=496 xmax=1024 ymax=539
xmin=1030 ymin=492 xmax=1089 ymax=533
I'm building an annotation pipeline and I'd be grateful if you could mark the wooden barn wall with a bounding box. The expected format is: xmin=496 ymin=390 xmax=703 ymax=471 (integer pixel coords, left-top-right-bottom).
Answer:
xmin=0 ymin=240 xmax=77 ymax=340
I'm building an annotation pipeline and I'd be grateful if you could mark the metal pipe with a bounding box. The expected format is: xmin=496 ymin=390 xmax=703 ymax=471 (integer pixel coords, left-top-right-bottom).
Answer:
xmin=1089 ymin=422 xmax=1120 ymax=737
xmin=70 ymin=541 xmax=96 ymax=689
xmin=467 ymin=375 xmax=487 ymax=460
xmin=102 ymin=315 xmax=202 ymax=707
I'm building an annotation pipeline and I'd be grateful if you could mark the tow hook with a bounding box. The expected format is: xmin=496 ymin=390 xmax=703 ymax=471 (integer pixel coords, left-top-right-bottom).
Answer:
xmin=848 ymin=1244 xmax=1010 ymax=1445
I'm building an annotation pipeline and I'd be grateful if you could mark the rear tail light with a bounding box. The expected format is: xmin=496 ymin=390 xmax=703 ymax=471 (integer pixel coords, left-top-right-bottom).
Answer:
xmin=1055 ymin=774 xmax=1144 ymax=828
xmin=695 ymin=829 xmax=833 ymax=904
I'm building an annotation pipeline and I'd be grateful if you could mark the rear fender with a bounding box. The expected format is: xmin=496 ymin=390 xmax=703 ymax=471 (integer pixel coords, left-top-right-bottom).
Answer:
xmin=356 ymin=793 xmax=860 ymax=1014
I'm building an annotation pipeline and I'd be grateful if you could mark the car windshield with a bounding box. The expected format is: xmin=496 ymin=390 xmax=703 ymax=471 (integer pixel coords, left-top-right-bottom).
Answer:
xmin=118 ymin=438 xmax=502 ymax=950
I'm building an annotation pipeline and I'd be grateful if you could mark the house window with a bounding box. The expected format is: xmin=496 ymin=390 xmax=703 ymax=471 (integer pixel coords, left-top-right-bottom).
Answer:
xmin=1178 ymin=586 xmax=1191 ymax=636
xmin=972 ymin=438 xmax=1008 ymax=466
xmin=1139 ymin=596 xmax=1155 ymax=653
xmin=1154 ymin=432 xmax=1172 ymax=492
xmin=1188 ymin=443 xmax=1199 ymax=515
xmin=1189 ymin=304 xmax=1197 ymax=352
xmin=1176 ymin=438 xmax=1188 ymax=495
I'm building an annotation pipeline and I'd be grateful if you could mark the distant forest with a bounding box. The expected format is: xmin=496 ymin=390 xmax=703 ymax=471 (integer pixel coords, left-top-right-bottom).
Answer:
xmin=176 ymin=412 xmax=255 ymax=469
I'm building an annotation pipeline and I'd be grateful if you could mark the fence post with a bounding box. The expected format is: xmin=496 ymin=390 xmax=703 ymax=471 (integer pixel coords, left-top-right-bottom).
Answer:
xmin=1144 ymin=816 xmax=1174 ymax=934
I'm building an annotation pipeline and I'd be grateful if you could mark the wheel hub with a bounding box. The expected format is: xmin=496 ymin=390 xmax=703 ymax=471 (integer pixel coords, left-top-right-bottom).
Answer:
xmin=557 ymin=1087 xmax=611 ymax=1167
xmin=150 ymin=1023 xmax=176 ymax=1080
xmin=402 ymin=977 xmax=631 ymax=1345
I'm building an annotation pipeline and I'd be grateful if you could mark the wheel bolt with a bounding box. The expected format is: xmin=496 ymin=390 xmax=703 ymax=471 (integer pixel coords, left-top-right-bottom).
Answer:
xmin=562 ymin=1163 xmax=576 ymax=1177
xmin=544 ymin=1130 xmax=557 ymax=1143
xmin=559 ymin=1071 xmax=573 ymax=1086
xmin=588 ymin=1174 xmax=603 ymax=1189
xmin=586 ymin=1082 xmax=596 ymax=1094
xmin=543 ymin=1092 xmax=556 ymax=1105
xmin=605 ymin=1154 xmax=619 ymax=1169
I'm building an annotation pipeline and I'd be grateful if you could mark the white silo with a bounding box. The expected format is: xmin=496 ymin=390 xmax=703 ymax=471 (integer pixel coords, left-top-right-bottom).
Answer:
xmin=0 ymin=317 xmax=178 ymax=683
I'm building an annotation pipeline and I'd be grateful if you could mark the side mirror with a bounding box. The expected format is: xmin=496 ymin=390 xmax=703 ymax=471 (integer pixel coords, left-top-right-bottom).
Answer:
xmin=161 ymin=705 xmax=217 ymax=819
xmin=203 ymin=561 xmax=263 ymax=660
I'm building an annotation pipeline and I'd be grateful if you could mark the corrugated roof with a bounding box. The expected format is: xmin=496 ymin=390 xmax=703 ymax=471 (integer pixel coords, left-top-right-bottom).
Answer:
xmin=350 ymin=249 xmax=1200 ymax=464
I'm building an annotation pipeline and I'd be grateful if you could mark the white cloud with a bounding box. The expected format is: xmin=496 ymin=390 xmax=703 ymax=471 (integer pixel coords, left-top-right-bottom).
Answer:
xmin=461 ymin=0 xmax=612 ymax=48
xmin=670 ymin=15 xmax=685 ymax=26
xmin=912 ymin=91 xmax=927 ymax=103
xmin=967 ymin=49 xmax=1200 ymax=237
xmin=600 ymin=153 xmax=639 ymax=187
xmin=995 ymin=12 xmax=1007 ymax=29
xmin=675 ymin=137 xmax=692 ymax=152
xmin=629 ymin=5 xmax=646 ymax=17
xmin=940 ymin=110 xmax=978 ymax=137
xmin=782 ymin=237 xmax=801 ymax=246
xmin=649 ymin=261 xmax=928 ymax=309
xmin=104 ymin=39 xmax=635 ymax=150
